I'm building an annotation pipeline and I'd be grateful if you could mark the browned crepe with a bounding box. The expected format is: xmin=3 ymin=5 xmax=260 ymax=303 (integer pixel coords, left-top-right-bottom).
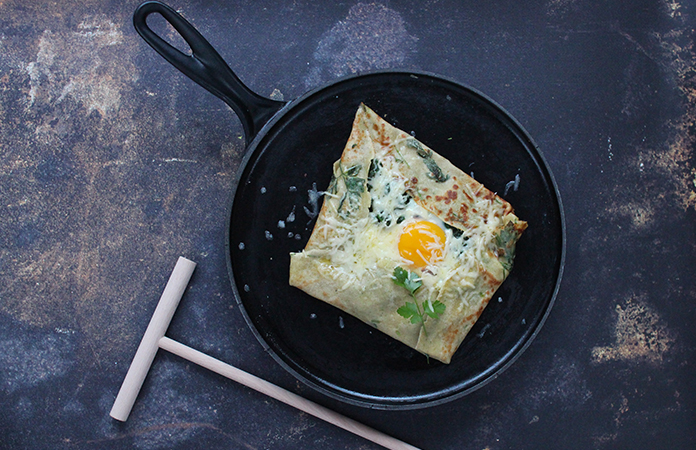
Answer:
xmin=289 ymin=104 xmax=527 ymax=363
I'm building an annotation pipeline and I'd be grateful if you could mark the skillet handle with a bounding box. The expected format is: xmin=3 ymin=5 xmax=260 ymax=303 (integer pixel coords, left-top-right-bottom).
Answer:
xmin=133 ymin=1 xmax=285 ymax=145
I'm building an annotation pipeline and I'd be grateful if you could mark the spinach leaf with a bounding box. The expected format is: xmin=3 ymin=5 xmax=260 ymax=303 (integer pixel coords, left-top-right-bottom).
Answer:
xmin=332 ymin=162 xmax=365 ymax=218
xmin=494 ymin=221 xmax=518 ymax=276
xmin=405 ymin=139 xmax=450 ymax=183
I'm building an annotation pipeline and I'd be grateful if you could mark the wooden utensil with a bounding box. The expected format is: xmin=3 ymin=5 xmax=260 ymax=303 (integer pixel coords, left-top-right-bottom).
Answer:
xmin=110 ymin=256 xmax=420 ymax=450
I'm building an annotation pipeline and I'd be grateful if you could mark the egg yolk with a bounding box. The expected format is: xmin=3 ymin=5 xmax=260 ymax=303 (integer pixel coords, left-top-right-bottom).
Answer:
xmin=398 ymin=220 xmax=447 ymax=268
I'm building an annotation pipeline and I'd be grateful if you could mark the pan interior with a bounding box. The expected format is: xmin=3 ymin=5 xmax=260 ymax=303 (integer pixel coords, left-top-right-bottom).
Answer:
xmin=228 ymin=72 xmax=563 ymax=408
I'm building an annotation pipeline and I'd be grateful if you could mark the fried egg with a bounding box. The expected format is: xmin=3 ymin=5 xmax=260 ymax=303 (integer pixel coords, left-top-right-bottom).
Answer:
xmin=398 ymin=219 xmax=447 ymax=268
xmin=289 ymin=104 xmax=528 ymax=364
xmin=317 ymin=151 xmax=472 ymax=296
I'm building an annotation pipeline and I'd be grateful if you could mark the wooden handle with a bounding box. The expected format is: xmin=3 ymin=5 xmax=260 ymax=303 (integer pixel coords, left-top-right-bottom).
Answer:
xmin=110 ymin=256 xmax=419 ymax=449
xmin=158 ymin=336 xmax=421 ymax=450
xmin=110 ymin=257 xmax=197 ymax=421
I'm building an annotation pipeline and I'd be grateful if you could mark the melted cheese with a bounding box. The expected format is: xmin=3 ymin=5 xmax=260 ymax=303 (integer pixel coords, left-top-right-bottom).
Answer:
xmin=289 ymin=104 xmax=527 ymax=364
xmin=304 ymin=140 xmax=509 ymax=313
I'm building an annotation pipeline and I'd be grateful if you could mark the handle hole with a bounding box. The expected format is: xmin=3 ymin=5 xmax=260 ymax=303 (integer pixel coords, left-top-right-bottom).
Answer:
xmin=146 ymin=12 xmax=193 ymax=57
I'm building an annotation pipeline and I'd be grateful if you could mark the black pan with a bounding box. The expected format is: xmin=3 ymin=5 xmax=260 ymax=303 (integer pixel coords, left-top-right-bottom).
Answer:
xmin=134 ymin=1 xmax=565 ymax=410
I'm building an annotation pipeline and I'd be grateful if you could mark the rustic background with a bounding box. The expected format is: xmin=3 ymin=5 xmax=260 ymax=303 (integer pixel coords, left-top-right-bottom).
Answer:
xmin=1 ymin=0 xmax=694 ymax=449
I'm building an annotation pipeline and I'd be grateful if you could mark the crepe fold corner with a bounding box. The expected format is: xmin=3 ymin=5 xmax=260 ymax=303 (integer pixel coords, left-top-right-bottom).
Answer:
xmin=289 ymin=104 xmax=527 ymax=364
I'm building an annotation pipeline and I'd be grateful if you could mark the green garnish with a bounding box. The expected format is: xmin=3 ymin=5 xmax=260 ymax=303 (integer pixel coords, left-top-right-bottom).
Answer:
xmin=367 ymin=158 xmax=381 ymax=185
xmin=424 ymin=298 xmax=447 ymax=318
xmin=393 ymin=144 xmax=411 ymax=167
xmin=397 ymin=302 xmax=424 ymax=324
xmin=328 ymin=162 xmax=365 ymax=218
xmin=443 ymin=222 xmax=465 ymax=238
xmin=393 ymin=266 xmax=422 ymax=295
xmin=393 ymin=266 xmax=445 ymax=336
xmin=494 ymin=221 xmax=518 ymax=276
xmin=405 ymin=138 xmax=450 ymax=183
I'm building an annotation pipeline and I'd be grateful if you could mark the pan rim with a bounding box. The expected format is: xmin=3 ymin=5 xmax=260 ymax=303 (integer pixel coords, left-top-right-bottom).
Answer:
xmin=224 ymin=69 xmax=566 ymax=410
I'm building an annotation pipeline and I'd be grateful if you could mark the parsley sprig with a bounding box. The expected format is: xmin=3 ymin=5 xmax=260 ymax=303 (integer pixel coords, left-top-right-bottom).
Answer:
xmin=393 ymin=267 xmax=446 ymax=336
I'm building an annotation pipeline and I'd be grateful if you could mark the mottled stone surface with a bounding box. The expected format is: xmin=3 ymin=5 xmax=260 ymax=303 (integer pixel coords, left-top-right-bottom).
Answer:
xmin=1 ymin=0 xmax=694 ymax=449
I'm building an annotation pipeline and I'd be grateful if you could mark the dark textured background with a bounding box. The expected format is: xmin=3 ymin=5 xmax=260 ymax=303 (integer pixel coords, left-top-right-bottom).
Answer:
xmin=1 ymin=1 xmax=694 ymax=449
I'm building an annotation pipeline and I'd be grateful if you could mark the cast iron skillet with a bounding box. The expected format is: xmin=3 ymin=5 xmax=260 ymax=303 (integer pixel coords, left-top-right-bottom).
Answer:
xmin=134 ymin=1 xmax=565 ymax=409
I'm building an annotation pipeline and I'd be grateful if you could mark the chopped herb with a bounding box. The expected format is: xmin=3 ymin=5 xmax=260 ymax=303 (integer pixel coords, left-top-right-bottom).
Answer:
xmin=500 ymin=258 xmax=513 ymax=276
xmin=373 ymin=211 xmax=391 ymax=225
xmin=330 ymin=162 xmax=365 ymax=218
xmin=405 ymin=138 xmax=429 ymax=158
xmin=405 ymin=138 xmax=450 ymax=182
xmin=444 ymin=222 xmax=464 ymax=238
xmin=494 ymin=221 xmax=518 ymax=276
xmin=393 ymin=266 xmax=445 ymax=336
xmin=367 ymin=158 xmax=381 ymax=185
xmin=328 ymin=162 xmax=362 ymax=194
xmin=371 ymin=192 xmax=411 ymax=228
xmin=344 ymin=176 xmax=365 ymax=194
xmin=445 ymin=211 xmax=464 ymax=223
xmin=393 ymin=145 xmax=410 ymax=167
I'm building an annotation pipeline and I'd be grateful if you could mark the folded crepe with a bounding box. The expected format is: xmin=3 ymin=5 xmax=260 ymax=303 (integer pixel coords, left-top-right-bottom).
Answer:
xmin=289 ymin=104 xmax=527 ymax=364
